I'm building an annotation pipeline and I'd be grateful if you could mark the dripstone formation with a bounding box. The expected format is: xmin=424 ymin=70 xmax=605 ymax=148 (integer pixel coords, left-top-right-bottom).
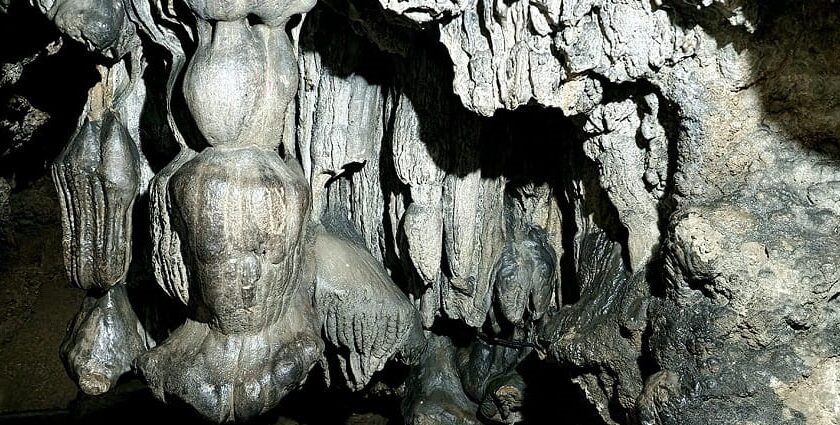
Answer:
xmin=2 ymin=0 xmax=839 ymax=423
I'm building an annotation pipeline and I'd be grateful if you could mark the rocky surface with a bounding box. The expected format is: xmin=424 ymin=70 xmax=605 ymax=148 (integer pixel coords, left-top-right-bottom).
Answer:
xmin=1 ymin=0 xmax=840 ymax=423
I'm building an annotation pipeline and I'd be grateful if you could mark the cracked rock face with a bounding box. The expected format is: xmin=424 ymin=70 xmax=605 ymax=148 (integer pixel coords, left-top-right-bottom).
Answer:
xmin=2 ymin=0 xmax=840 ymax=423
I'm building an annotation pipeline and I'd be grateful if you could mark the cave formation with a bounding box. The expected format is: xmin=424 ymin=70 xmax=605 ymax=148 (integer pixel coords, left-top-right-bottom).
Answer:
xmin=1 ymin=0 xmax=840 ymax=423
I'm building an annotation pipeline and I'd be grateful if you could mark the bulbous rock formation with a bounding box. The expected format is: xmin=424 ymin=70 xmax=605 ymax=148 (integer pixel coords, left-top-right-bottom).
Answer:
xmin=183 ymin=19 xmax=298 ymax=149
xmin=53 ymin=107 xmax=140 ymax=290
xmin=166 ymin=148 xmax=312 ymax=332
xmin=10 ymin=0 xmax=840 ymax=423
xmin=314 ymin=227 xmax=426 ymax=390
xmin=49 ymin=6 xmax=151 ymax=392
xmin=138 ymin=3 xmax=325 ymax=420
xmin=34 ymin=0 xmax=137 ymax=58
xmin=60 ymin=284 xmax=148 ymax=396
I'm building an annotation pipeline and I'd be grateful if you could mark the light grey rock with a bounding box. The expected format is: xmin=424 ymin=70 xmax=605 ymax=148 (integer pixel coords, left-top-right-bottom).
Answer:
xmin=382 ymin=0 xmax=695 ymax=117
xmin=136 ymin=2 xmax=430 ymax=421
xmin=314 ymin=227 xmax=425 ymax=390
xmin=60 ymin=284 xmax=149 ymax=396
xmin=637 ymin=3 xmax=840 ymax=424
xmin=137 ymin=290 xmax=323 ymax=423
xmin=52 ymin=71 xmax=142 ymax=291
xmin=377 ymin=0 xmax=468 ymax=23
xmin=441 ymin=158 xmax=506 ymax=328
xmin=391 ymin=91 xmax=445 ymax=296
xmin=0 ymin=96 xmax=49 ymax=158
xmin=646 ymin=182 xmax=840 ymax=425
xmin=140 ymin=10 xmax=326 ymax=412
xmin=14 ymin=0 xmax=840 ymax=423
xmin=296 ymin=9 xmax=388 ymax=258
xmin=183 ymin=22 xmax=297 ymax=149
xmin=582 ymin=99 xmax=662 ymax=270
xmin=148 ymin=149 xmax=194 ymax=307
xmin=34 ymin=0 xmax=138 ymax=58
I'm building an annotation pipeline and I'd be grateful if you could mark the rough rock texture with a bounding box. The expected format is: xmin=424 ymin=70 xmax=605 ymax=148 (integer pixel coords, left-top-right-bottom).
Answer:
xmin=314 ymin=227 xmax=425 ymax=390
xmin=456 ymin=340 xmax=529 ymax=424
xmin=0 ymin=178 xmax=10 ymax=246
xmin=138 ymin=4 xmax=327 ymax=420
xmin=32 ymin=0 xmax=138 ymax=59
xmin=304 ymin=1 xmax=840 ymax=422
xmin=52 ymin=85 xmax=142 ymax=290
xmin=539 ymin=219 xmax=649 ymax=424
xmin=581 ymin=97 xmax=667 ymax=270
xmin=60 ymin=284 xmax=149 ymax=395
xmin=3 ymin=0 xmax=840 ymax=423
xmin=0 ymin=36 xmax=58 ymax=160
xmin=370 ymin=0 xmax=840 ymax=423
xmin=43 ymin=0 xmax=156 ymax=394
xmin=402 ymin=335 xmax=481 ymax=425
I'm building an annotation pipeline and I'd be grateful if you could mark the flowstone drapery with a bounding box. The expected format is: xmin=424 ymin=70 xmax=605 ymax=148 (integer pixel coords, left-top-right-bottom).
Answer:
xmin=32 ymin=0 xmax=427 ymax=421
xmin=3 ymin=0 xmax=840 ymax=423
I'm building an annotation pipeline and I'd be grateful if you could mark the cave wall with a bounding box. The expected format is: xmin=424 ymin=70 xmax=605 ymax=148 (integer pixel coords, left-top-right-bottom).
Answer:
xmin=1 ymin=0 xmax=839 ymax=423
xmin=292 ymin=1 xmax=840 ymax=423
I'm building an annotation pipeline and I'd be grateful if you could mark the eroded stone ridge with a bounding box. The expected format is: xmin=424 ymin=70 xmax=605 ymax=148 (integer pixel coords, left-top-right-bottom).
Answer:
xmin=6 ymin=0 xmax=838 ymax=423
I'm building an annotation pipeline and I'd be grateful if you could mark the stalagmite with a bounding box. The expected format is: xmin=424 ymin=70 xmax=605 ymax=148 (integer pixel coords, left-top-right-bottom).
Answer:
xmin=5 ymin=0 xmax=838 ymax=423
xmin=138 ymin=6 xmax=324 ymax=420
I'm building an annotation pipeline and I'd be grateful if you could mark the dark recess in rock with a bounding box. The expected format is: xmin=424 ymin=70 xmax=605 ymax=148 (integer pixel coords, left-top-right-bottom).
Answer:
xmin=1 ymin=0 xmax=840 ymax=424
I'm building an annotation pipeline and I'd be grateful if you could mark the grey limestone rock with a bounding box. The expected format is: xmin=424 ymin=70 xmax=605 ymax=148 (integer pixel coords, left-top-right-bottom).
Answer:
xmin=7 ymin=0 xmax=840 ymax=422
xmin=402 ymin=335 xmax=482 ymax=425
xmin=46 ymin=6 xmax=153 ymax=395
xmin=60 ymin=284 xmax=149 ymax=396
xmin=581 ymin=98 xmax=665 ymax=271
xmin=490 ymin=226 xmax=556 ymax=329
xmin=137 ymin=289 xmax=323 ymax=422
xmin=138 ymin=4 xmax=325 ymax=419
xmin=34 ymin=0 xmax=138 ymax=58
xmin=52 ymin=86 xmax=141 ymax=291
xmin=314 ymin=226 xmax=425 ymax=390
xmin=456 ymin=340 xmax=528 ymax=424
xmin=539 ymin=219 xmax=649 ymax=424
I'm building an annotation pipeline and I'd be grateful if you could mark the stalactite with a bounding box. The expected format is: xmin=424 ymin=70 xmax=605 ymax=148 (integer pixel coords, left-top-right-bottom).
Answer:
xmin=4 ymin=0 xmax=839 ymax=423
